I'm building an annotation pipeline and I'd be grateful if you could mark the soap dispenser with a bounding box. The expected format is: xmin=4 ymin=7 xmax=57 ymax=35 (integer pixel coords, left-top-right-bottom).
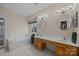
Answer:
xmin=71 ymin=31 xmax=77 ymax=44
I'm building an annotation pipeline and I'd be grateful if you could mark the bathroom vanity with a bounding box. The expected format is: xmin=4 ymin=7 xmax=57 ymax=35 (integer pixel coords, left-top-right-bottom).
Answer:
xmin=34 ymin=35 xmax=79 ymax=56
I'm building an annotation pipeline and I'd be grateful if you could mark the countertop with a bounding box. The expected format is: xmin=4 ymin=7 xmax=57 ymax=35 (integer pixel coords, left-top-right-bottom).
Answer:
xmin=35 ymin=35 xmax=79 ymax=47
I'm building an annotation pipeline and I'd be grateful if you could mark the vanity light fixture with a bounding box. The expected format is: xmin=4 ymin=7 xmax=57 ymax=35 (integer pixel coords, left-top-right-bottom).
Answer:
xmin=55 ymin=4 xmax=76 ymax=16
xmin=37 ymin=14 xmax=47 ymax=36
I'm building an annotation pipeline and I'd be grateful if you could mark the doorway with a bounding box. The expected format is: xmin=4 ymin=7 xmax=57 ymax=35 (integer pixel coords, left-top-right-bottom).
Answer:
xmin=28 ymin=21 xmax=37 ymax=35
xmin=0 ymin=17 xmax=5 ymax=46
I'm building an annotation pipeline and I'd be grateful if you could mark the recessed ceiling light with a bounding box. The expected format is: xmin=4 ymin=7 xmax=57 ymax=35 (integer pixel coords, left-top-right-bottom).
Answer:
xmin=34 ymin=3 xmax=39 ymax=5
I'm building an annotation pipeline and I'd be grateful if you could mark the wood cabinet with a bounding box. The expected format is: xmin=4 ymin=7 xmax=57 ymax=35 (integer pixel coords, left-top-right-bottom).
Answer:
xmin=34 ymin=38 xmax=46 ymax=51
xmin=64 ymin=46 xmax=77 ymax=56
xmin=55 ymin=45 xmax=77 ymax=56
xmin=34 ymin=37 xmax=79 ymax=56
xmin=55 ymin=46 xmax=64 ymax=56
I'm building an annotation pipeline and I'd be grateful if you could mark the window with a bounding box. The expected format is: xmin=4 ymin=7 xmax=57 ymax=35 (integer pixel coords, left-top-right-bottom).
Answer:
xmin=28 ymin=21 xmax=37 ymax=34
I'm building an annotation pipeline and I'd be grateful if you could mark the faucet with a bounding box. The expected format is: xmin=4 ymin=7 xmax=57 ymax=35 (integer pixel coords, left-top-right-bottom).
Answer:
xmin=64 ymin=37 xmax=66 ymax=40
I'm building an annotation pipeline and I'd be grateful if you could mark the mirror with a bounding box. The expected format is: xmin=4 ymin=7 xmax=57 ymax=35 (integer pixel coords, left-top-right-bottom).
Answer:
xmin=60 ymin=21 xmax=67 ymax=30
xmin=57 ymin=14 xmax=71 ymax=30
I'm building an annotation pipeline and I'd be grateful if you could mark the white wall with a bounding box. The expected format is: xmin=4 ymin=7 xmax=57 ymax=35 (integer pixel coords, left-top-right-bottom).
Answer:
xmin=27 ymin=3 xmax=79 ymax=41
xmin=0 ymin=7 xmax=28 ymax=41
xmin=27 ymin=3 xmax=74 ymax=36
xmin=0 ymin=3 xmax=79 ymax=43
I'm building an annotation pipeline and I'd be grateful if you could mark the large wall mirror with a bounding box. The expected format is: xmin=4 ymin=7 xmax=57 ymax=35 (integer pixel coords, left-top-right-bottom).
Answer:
xmin=57 ymin=11 xmax=78 ymax=30
xmin=57 ymin=14 xmax=71 ymax=30
xmin=56 ymin=4 xmax=78 ymax=30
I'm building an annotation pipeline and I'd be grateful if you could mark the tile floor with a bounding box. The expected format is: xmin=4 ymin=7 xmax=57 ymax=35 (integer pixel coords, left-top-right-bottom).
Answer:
xmin=0 ymin=39 xmax=54 ymax=56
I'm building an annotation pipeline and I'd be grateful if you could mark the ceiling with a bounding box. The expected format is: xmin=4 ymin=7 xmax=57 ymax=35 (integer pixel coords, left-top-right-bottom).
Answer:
xmin=0 ymin=3 xmax=53 ymax=17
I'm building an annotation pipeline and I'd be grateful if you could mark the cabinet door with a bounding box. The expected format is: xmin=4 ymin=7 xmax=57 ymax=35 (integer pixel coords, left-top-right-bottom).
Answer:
xmin=34 ymin=39 xmax=37 ymax=48
xmin=55 ymin=47 xmax=64 ymax=56
xmin=77 ymin=47 xmax=79 ymax=56
xmin=34 ymin=39 xmax=46 ymax=50
xmin=64 ymin=46 xmax=77 ymax=56
xmin=68 ymin=48 xmax=77 ymax=56
xmin=64 ymin=48 xmax=69 ymax=56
